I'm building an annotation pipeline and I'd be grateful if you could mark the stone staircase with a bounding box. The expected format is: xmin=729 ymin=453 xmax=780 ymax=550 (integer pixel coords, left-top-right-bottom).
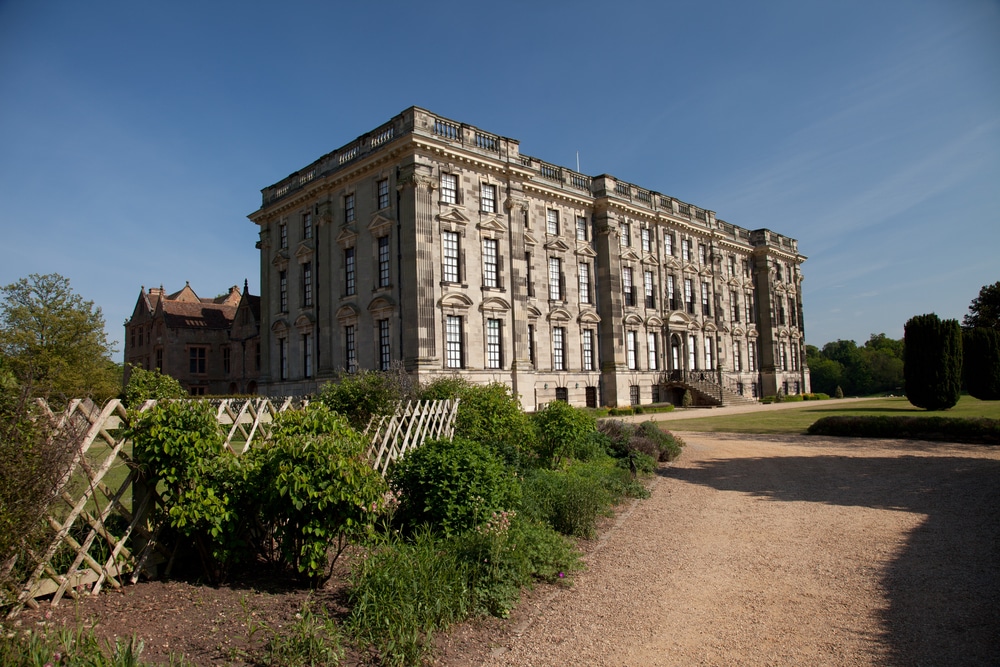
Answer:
xmin=662 ymin=372 xmax=759 ymax=407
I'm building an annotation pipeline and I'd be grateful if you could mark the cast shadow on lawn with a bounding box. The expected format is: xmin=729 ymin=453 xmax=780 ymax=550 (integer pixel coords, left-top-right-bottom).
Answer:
xmin=660 ymin=438 xmax=1000 ymax=666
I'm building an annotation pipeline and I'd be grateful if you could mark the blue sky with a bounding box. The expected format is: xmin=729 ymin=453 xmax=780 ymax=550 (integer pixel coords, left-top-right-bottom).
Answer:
xmin=1 ymin=0 xmax=997 ymax=361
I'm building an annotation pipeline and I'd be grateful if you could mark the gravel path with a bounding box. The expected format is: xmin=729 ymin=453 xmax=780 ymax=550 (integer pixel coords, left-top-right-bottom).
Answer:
xmin=475 ymin=432 xmax=1000 ymax=666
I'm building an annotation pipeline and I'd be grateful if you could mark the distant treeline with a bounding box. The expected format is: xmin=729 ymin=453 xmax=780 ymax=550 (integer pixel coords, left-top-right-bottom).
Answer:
xmin=807 ymin=334 xmax=903 ymax=397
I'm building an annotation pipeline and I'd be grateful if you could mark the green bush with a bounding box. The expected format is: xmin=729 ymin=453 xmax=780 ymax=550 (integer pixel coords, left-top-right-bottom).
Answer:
xmin=128 ymin=400 xmax=246 ymax=581
xmin=347 ymin=529 xmax=472 ymax=667
xmin=251 ymin=404 xmax=386 ymax=582
xmin=0 ymin=626 xmax=164 ymax=667
xmin=807 ymin=415 xmax=999 ymax=444
xmin=783 ymin=394 xmax=805 ymax=402
xmin=317 ymin=367 xmax=416 ymax=431
xmin=904 ymin=313 xmax=963 ymax=410
xmin=421 ymin=380 xmax=534 ymax=468
xmin=635 ymin=421 xmax=685 ymax=462
xmin=531 ymin=400 xmax=596 ymax=467
xmin=834 ymin=386 xmax=844 ymax=399
xmin=390 ymin=437 xmax=521 ymax=536
xmin=521 ymin=466 xmax=611 ymax=538
xmin=598 ymin=419 xmax=684 ymax=463
xmin=122 ymin=366 xmax=185 ymax=408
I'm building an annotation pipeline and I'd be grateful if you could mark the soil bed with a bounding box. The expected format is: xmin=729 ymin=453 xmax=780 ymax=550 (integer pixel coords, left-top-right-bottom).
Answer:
xmin=15 ymin=432 xmax=1000 ymax=666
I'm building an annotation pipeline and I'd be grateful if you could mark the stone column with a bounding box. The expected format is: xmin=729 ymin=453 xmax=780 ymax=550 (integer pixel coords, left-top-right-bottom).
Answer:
xmin=396 ymin=160 xmax=437 ymax=375
xmin=593 ymin=201 xmax=627 ymax=407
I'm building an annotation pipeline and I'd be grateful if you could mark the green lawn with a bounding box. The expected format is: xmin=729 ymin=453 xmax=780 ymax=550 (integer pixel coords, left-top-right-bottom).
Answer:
xmin=652 ymin=396 xmax=1000 ymax=435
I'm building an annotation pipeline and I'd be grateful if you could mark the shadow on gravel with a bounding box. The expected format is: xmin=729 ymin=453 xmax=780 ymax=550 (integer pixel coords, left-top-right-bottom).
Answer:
xmin=661 ymin=441 xmax=1000 ymax=666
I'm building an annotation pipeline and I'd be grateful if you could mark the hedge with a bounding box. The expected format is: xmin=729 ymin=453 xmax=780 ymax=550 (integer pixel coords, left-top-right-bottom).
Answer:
xmin=807 ymin=415 xmax=999 ymax=445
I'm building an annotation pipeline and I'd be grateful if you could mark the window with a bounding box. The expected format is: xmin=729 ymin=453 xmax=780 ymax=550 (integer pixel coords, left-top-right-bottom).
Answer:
xmin=279 ymin=222 xmax=288 ymax=249
xmin=665 ymin=233 xmax=674 ymax=256
xmin=792 ymin=343 xmax=799 ymax=371
xmin=189 ymin=386 xmax=206 ymax=396
xmin=641 ymin=228 xmax=651 ymax=253
xmin=279 ymin=338 xmax=288 ymax=380
xmin=789 ymin=298 xmax=797 ymax=327
xmin=583 ymin=329 xmax=595 ymax=371
xmin=189 ymin=347 xmax=207 ymax=375
xmin=446 ymin=315 xmax=463 ymax=368
xmin=553 ymin=326 xmax=566 ymax=370
xmin=279 ymin=270 xmax=288 ymax=313
xmin=629 ymin=385 xmax=640 ymax=406
xmin=745 ymin=291 xmax=754 ymax=324
xmin=441 ymin=173 xmax=458 ymax=204
xmin=578 ymin=262 xmax=591 ymax=304
xmin=684 ymin=278 xmax=694 ymax=314
xmin=733 ymin=342 xmax=743 ymax=372
xmin=377 ymin=178 xmax=390 ymax=210
xmin=688 ymin=335 xmax=697 ymax=370
xmin=303 ymin=211 xmax=312 ymax=240
xmin=776 ymin=263 xmax=783 ymax=282
xmin=668 ymin=275 xmax=677 ymax=310
xmin=699 ymin=243 xmax=707 ymax=265
xmin=622 ymin=267 xmax=635 ymax=307
xmin=621 ymin=222 xmax=631 ymax=247
xmin=345 ymin=193 xmax=355 ymax=223
xmin=377 ymin=236 xmax=390 ymax=287
xmin=705 ymin=336 xmax=714 ymax=370
xmin=644 ymin=271 xmax=655 ymax=308
xmin=155 ymin=348 xmax=163 ymax=371
xmin=778 ymin=302 xmax=786 ymax=325
xmin=546 ymin=209 xmax=559 ymax=235
xmin=525 ymin=252 xmax=535 ymax=297
xmin=486 ymin=318 xmax=502 ymax=369
xmin=528 ymin=323 xmax=536 ymax=367
xmin=626 ymin=331 xmax=638 ymax=370
xmin=682 ymin=239 xmax=691 ymax=262
xmin=728 ymin=255 xmax=736 ymax=277
xmin=481 ymin=183 xmax=497 ymax=213
xmin=555 ymin=387 xmax=569 ymax=403
xmin=345 ymin=248 xmax=356 ymax=295
xmin=648 ymin=332 xmax=658 ymax=370
xmin=701 ymin=282 xmax=711 ymax=316
xmin=743 ymin=259 xmax=752 ymax=277
xmin=576 ymin=216 xmax=588 ymax=241
xmin=302 ymin=333 xmax=313 ymax=378
xmin=483 ymin=238 xmax=499 ymax=288
xmin=748 ymin=340 xmax=757 ymax=371
xmin=731 ymin=293 xmax=740 ymax=322
xmin=302 ymin=262 xmax=312 ymax=307
xmin=378 ymin=319 xmax=390 ymax=370
xmin=443 ymin=231 xmax=460 ymax=282
xmin=223 ymin=346 xmax=231 ymax=374
xmin=780 ymin=342 xmax=788 ymax=370
xmin=345 ymin=325 xmax=357 ymax=373
xmin=548 ymin=257 xmax=563 ymax=301
xmin=585 ymin=386 xmax=597 ymax=408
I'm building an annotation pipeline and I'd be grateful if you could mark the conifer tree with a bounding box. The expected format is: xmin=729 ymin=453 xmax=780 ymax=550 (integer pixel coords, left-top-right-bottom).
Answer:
xmin=903 ymin=313 xmax=962 ymax=410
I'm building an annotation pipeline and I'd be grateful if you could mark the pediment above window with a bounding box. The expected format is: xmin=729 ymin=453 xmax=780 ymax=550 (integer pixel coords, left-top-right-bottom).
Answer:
xmin=271 ymin=318 xmax=289 ymax=333
xmin=668 ymin=312 xmax=693 ymax=326
xmin=480 ymin=296 xmax=512 ymax=314
xmin=294 ymin=313 xmax=315 ymax=329
xmin=294 ymin=243 xmax=314 ymax=262
xmin=623 ymin=313 xmax=644 ymax=326
xmin=526 ymin=305 xmax=542 ymax=320
xmin=547 ymin=307 xmax=572 ymax=322
xmin=698 ymin=266 xmax=713 ymax=278
xmin=523 ymin=231 xmax=538 ymax=247
xmin=368 ymin=296 xmax=396 ymax=318
xmin=620 ymin=248 xmax=641 ymax=262
xmin=477 ymin=217 xmax=507 ymax=235
xmin=438 ymin=292 xmax=474 ymax=312
xmin=437 ymin=208 xmax=470 ymax=226
xmin=578 ymin=309 xmax=601 ymax=324
xmin=336 ymin=226 xmax=358 ymax=249
xmin=369 ymin=213 xmax=393 ymax=235
xmin=703 ymin=322 xmax=718 ymax=332
xmin=731 ymin=326 xmax=746 ymax=337
xmin=574 ymin=243 xmax=597 ymax=258
xmin=663 ymin=257 xmax=681 ymax=270
xmin=641 ymin=253 xmax=659 ymax=266
xmin=336 ymin=304 xmax=360 ymax=323
xmin=544 ymin=237 xmax=571 ymax=253
xmin=645 ymin=315 xmax=664 ymax=328
xmin=272 ymin=250 xmax=289 ymax=271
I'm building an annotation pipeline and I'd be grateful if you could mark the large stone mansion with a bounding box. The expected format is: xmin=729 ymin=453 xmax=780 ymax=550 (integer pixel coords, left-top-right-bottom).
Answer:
xmin=249 ymin=107 xmax=809 ymax=409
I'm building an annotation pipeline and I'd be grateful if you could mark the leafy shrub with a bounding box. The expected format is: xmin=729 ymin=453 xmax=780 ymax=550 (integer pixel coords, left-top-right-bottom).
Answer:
xmin=531 ymin=400 xmax=596 ymax=467
xmin=251 ymin=404 xmax=386 ymax=582
xmin=807 ymin=415 xmax=1000 ymax=445
xmin=254 ymin=598 xmax=345 ymax=667
xmin=390 ymin=437 xmax=520 ymax=536
xmin=0 ymin=368 xmax=80 ymax=608
xmin=521 ymin=466 xmax=611 ymax=538
xmin=347 ymin=529 xmax=472 ymax=666
xmin=784 ymin=394 xmax=805 ymax=402
xmin=802 ymin=393 xmax=830 ymax=401
xmin=598 ymin=419 xmax=684 ymax=463
xmin=607 ymin=407 xmax=634 ymax=416
xmin=682 ymin=389 xmax=693 ymax=407
xmin=318 ymin=366 xmax=416 ymax=431
xmin=834 ymin=385 xmax=844 ymax=398
xmin=128 ymin=400 xmax=246 ymax=581
xmin=122 ymin=366 xmax=185 ymax=408
xmin=635 ymin=421 xmax=685 ymax=462
xmin=420 ymin=380 xmax=534 ymax=467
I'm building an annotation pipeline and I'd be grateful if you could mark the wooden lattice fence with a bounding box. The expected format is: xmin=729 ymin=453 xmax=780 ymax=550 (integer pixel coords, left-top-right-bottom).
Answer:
xmin=6 ymin=396 xmax=457 ymax=618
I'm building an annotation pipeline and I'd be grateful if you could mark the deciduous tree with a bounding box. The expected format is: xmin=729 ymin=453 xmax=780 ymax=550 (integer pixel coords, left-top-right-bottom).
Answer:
xmin=963 ymin=281 xmax=1000 ymax=330
xmin=0 ymin=273 xmax=118 ymax=402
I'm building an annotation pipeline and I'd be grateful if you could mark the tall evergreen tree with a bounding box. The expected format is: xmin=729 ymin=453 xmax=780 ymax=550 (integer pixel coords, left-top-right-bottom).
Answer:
xmin=963 ymin=327 xmax=1000 ymax=400
xmin=903 ymin=313 xmax=962 ymax=410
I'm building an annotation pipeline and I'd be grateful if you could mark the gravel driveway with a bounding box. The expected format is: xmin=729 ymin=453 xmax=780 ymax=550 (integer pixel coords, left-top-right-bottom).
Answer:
xmin=471 ymin=432 xmax=1000 ymax=666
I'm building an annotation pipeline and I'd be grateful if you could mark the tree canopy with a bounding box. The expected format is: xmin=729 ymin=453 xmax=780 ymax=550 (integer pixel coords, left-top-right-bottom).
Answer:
xmin=806 ymin=333 xmax=904 ymax=397
xmin=0 ymin=273 xmax=119 ymax=402
xmin=963 ymin=281 xmax=1000 ymax=330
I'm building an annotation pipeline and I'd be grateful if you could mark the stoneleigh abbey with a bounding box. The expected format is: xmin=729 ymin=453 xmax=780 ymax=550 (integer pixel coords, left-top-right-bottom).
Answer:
xmin=248 ymin=107 xmax=809 ymax=409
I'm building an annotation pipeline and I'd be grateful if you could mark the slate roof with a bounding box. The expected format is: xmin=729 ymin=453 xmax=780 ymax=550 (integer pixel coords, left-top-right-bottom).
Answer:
xmin=160 ymin=300 xmax=237 ymax=330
